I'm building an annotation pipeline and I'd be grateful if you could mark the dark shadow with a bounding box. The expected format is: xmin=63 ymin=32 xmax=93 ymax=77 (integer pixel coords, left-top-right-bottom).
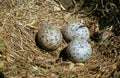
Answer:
xmin=59 ymin=47 xmax=69 ymax=61
xmin=79 ymin=0 xmax=120 ymax=36
xmin=0 ymin=72 xmax=4 ymax=78
xmin=90 ymin=32 xmax=101 ymax=43
xmin=35 ymin=33 xmax=42 ymax=49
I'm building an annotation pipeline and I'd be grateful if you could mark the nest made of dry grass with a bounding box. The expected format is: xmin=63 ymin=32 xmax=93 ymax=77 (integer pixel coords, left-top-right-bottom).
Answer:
xmin=0 ymin=0 xmax=120 ymax=78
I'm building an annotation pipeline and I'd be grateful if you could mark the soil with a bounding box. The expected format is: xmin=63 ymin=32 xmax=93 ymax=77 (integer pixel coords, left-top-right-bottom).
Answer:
xmin=0 ymin=0 xmax=120 ymax=78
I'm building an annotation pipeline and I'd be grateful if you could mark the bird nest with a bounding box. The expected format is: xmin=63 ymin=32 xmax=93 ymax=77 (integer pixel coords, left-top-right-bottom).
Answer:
xmin=0 ymin=0 xmax=119 ymax=78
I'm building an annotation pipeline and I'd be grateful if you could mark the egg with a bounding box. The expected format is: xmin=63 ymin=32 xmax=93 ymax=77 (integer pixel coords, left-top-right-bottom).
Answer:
xmin=66 ymin=38 xmax=92 ymax=63
xmin=37 ymin=24 xmax=63 ymax=51
xmin=62 ymin=22 xmax=90 ymax=42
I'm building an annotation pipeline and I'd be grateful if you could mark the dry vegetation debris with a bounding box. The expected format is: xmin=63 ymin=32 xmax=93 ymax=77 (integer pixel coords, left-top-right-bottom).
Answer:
xmin=0 ymin=0 xmax=119 ymax=78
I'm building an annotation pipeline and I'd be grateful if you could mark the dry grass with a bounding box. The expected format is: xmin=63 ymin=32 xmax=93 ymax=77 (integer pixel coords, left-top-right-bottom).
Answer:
xmin=0 ymin=0 xmax=119 ymax=78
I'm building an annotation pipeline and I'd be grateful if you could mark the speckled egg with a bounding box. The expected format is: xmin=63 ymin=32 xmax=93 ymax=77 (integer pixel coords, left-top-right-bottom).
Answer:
xmin=62 ymin=22 xmax=90 ymax=42
xmin=37 ymin=25 xmax=63 ymax=51
xmin=66 ymin=38 xmax=92 ymax=63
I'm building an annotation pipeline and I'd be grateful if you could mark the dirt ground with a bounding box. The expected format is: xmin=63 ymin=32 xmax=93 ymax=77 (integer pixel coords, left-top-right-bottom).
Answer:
xmin=0 ymin=0 xmax=120 ymax=78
